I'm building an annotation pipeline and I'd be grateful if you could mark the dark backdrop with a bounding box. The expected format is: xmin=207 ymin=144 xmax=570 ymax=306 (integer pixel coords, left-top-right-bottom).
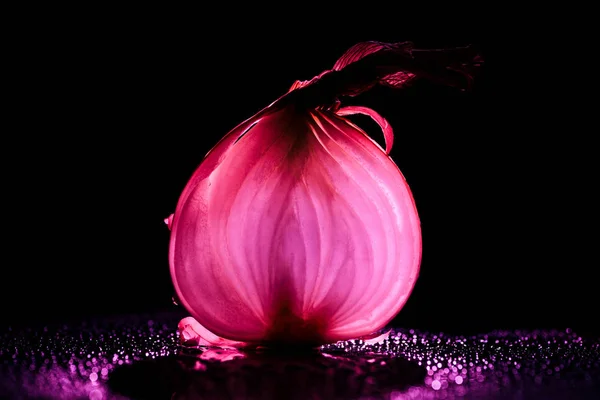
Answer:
xmin=3 ymin=8 xmax=594 ymax=336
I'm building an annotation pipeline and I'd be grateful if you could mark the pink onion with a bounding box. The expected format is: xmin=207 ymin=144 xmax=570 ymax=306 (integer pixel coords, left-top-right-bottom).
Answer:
xmin=166 ymin=42 xmax=480 ymax=347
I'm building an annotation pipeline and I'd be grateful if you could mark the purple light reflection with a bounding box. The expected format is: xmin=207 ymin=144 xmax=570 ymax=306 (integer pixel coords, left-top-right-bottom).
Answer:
xmin=1 ymin=314 xmax=599 ymax=399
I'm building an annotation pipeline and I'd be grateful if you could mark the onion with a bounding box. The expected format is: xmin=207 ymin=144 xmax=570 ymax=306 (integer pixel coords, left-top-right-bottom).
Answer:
xmin=166 ymin=41 xmax=481 ymax=347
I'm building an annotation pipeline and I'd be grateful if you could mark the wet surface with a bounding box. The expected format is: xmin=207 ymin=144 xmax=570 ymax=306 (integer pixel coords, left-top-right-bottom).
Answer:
xmin=1 ymin=311 xmax=599 ymax=399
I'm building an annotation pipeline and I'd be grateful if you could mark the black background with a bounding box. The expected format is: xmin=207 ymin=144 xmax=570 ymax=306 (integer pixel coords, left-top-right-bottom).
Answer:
xmin=3 ymin=7 xmax=594 ymax=336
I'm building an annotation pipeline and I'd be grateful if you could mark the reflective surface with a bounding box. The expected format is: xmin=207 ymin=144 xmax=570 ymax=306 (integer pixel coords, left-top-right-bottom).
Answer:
xmin=1 ymin=311 xmax=599 ymax=399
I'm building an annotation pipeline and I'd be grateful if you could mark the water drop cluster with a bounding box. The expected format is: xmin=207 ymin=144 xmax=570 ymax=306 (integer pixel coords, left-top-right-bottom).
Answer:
xmin=0 ymin=313 xmax=180 ymax=399
xmin=322 ymin=328 xmax=600 ymax=399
